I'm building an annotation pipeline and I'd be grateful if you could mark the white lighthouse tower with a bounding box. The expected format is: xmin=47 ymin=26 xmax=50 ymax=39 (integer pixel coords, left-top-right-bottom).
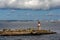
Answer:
xmin=37 ymin=21 xmax=41 ymax=30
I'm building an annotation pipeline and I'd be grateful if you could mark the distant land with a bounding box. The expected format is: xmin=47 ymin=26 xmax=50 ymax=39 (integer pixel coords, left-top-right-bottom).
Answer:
xmin=0 ymin=20 xmax=60 ymax=22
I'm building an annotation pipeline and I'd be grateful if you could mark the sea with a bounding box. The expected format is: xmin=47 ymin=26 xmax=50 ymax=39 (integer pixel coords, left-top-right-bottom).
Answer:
xmin=0 ymin=20 xmax=60 ymax=40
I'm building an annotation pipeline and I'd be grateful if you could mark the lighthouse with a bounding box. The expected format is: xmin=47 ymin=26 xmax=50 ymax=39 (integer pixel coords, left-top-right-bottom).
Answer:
xmin=37 ymin=21 xmax=41 ymax=30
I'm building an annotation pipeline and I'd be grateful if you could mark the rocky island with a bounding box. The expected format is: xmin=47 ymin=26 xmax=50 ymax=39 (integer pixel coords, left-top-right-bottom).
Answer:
xmin=0 ymin=21 xmax=56 ymax=36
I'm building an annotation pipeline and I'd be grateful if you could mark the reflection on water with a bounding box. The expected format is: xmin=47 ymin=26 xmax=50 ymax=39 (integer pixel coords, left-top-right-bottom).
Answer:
xmin=0 ymin=34 xmax=60 ymax=40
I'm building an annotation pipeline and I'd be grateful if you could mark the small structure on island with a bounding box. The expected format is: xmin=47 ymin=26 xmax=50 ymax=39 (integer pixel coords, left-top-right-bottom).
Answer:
xmin=37 ymin=21 xmax=41 ymax=30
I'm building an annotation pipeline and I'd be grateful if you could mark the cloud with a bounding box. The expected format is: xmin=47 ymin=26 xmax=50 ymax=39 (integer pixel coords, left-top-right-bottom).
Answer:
xmin=0 ymin=0 xmax=60 ymax=10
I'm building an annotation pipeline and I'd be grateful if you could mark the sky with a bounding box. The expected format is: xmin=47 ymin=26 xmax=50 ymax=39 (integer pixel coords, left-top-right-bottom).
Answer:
xmin=0 ymin=0 xmax=60 ymax=21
